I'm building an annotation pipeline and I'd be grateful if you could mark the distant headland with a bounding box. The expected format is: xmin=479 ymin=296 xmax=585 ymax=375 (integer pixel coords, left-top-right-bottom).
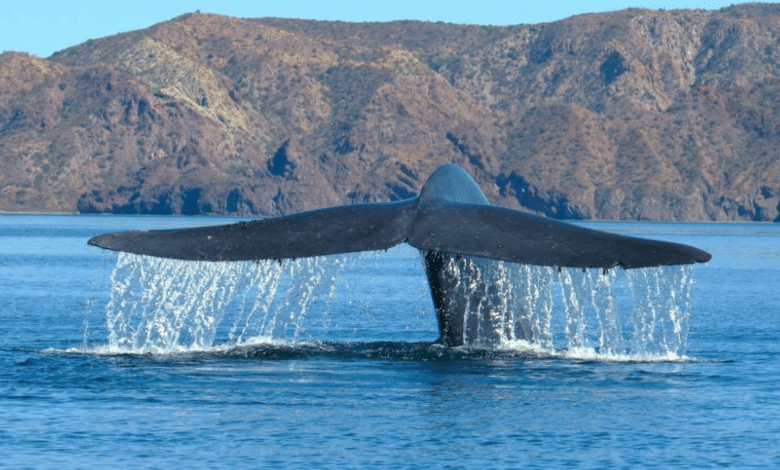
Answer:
xmin=1 ymin=4 xmax=779 ymax=221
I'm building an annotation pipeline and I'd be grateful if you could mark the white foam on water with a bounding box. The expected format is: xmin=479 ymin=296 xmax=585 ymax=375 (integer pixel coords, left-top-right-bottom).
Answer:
xmin=88 ymin=250 xmax=695 ymax=361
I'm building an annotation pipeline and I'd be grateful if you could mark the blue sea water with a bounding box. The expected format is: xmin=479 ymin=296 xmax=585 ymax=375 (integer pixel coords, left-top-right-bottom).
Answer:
xmin=1 ymin=214 xmax=779 ymax=468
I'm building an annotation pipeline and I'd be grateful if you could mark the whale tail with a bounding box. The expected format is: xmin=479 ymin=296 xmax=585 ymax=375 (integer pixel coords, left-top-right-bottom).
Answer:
xmin=88 ymin=196 xmax=710 ymax=269
xmin=88 ymin=164 xmax=711 ymax=347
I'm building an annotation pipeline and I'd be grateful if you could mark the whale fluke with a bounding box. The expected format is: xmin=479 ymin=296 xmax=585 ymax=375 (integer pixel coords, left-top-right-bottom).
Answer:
xmin=406 ymin=201 xmax=711 ymax=268
xmin=89 ymin=164 xmax=710 ymax=268
xmin=89 ymin=199 xmax=418 ymax=262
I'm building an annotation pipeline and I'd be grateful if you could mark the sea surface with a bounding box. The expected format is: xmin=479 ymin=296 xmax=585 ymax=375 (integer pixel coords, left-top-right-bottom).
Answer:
xmin=1 ymin=214 xmax=778 ymax=469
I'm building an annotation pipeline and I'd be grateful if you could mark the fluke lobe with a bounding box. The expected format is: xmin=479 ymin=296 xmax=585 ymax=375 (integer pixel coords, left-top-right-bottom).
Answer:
xmin=88 ymin=164 xmax=711 ymax=346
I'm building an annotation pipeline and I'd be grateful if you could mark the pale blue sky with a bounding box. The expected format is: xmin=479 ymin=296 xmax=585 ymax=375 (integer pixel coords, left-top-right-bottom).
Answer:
xmin=2 ymin=1 xmax=752 ymax=57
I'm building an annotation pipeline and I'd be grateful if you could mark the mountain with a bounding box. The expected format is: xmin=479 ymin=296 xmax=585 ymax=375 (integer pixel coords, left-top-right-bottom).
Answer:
xmin=1 ymin=4 xmax=779 ymax=220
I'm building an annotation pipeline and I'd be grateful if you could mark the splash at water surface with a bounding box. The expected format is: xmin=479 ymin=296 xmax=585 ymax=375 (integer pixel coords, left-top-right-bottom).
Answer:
xmin=97 ymin=249 xmax=694 ymax=361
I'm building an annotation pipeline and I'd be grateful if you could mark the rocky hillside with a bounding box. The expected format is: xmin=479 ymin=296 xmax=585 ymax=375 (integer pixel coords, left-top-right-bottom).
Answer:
xmin=1 ymin=4 xmax=779 ymax=220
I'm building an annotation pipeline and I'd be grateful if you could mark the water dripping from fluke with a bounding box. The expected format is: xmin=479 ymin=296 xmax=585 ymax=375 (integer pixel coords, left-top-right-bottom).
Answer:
xmin=418 ymin=254 xmax=694 ymax=362
xmin=88 ymin=251 xmax=696 ymax=362
xmin=96 ymin=252 xmax=345 ymax=354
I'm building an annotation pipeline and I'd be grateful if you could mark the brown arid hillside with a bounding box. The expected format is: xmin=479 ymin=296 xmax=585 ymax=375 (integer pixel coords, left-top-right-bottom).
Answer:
xmin=1 ymin=4 xmax=780 ymax=220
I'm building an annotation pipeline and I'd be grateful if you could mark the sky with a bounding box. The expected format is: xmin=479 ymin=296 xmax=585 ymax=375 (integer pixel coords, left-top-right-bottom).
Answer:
xmin=2 ymin=0 xmax=754 ymax=58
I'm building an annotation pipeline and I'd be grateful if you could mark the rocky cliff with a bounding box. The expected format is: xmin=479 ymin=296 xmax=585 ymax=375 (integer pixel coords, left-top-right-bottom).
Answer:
xmin=1 ymin=4 xmax=779 ymax=220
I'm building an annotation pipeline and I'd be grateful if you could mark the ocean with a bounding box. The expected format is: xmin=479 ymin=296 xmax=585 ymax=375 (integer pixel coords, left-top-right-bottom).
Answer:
xmin=1 ymin=214 xmax=778 ymax=468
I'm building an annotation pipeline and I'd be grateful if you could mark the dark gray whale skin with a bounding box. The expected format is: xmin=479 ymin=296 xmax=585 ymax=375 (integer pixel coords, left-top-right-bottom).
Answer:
xmin=89 ymin=163 xmax=711 ymax=346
